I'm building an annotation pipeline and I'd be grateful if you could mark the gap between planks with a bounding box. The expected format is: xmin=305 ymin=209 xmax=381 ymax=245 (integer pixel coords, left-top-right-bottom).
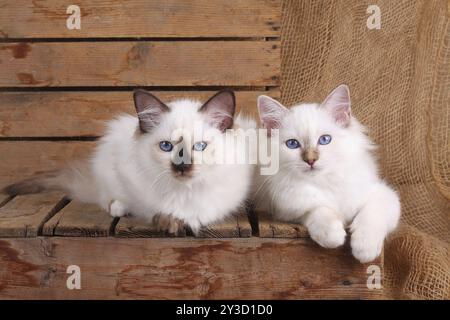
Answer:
xmin=0 ymin=86 xmax=279 ymax=92
xmin=0 ymin=37 xmax=274 ymax=43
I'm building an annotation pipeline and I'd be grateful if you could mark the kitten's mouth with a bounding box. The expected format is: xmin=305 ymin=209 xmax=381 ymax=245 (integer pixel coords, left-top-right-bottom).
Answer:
xmin=173 ymin=171 xmax=193 ymax=179
xmin=171 ymin=162 xmax=194 ymax=179
xmin=304 ymin=165 xmax=318 ymax=172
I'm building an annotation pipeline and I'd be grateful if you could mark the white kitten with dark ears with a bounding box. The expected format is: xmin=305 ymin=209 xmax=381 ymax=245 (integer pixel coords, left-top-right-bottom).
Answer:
xmin=255 ymin=85 xmax=401 ymax=263
xmin=3 ymin=90 xmax=255 ymax=234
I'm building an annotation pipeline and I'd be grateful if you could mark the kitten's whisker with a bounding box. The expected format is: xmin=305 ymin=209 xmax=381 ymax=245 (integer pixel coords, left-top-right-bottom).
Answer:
xmin=149 ymin=170 xmax=170 ymax=190
xmin=136 ymin=166 xmax=154 ymax=176
xmin=251 ymin=175 xmax=274 ymax=203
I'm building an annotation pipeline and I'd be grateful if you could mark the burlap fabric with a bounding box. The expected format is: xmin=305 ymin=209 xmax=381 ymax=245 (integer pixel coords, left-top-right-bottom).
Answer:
xmin=281 ymin=0 xmax=449 ymax=299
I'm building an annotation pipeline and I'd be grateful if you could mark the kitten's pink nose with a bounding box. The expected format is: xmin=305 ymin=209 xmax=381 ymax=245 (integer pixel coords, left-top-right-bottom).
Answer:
xmin=302 ymin=149 xmax=319 ymax=168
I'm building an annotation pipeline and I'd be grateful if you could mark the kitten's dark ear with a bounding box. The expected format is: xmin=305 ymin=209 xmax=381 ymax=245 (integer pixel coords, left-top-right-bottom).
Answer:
xmin=321 ymin=85 xmax=351 ymax=127
xmin=257 ymin=95 xmax=289 ymax=132
xmin=200 ymin=90 xmax=236 ymax=131
xmin=133 ymin=89 xmax=170 ymax=133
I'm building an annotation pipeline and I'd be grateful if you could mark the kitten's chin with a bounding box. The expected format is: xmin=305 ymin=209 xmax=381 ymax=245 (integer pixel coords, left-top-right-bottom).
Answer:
xmin=301 ymin=166 xmax=321 ymax=174
xmin=172 ymin=172 xmax=194 ymax=180
xmin=171 ymin=171 xmax=200 ymax=185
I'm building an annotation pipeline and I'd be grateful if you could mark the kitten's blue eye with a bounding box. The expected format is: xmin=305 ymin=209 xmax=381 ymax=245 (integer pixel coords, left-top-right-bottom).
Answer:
xmin=193 ymin=141 xmax=207 ymax=151
xmin=159 ymin=141 xmax=173 ymax=152
xmin=286 ymin=139 xmax=300 ymax=149
xmin=318 ymin=134 xmax=332 ymax=145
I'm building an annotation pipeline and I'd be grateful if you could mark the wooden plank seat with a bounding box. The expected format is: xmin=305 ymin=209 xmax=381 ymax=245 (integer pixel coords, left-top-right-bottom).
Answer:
xmin=254 ymin=210 xmax=310 ymax=238
xmin=0 ymin=193 xmax=251 ymax=239
xmin=0 ymin=193 xmax=383 ymax=299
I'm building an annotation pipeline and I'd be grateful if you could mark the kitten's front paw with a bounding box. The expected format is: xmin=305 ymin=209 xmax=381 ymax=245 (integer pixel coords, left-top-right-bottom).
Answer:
xmin=351 ymin=230 xmax=384 ymax=263
xmin=152 ymin=214 xmax=185 ymax=235
xmin=308 ymin=220 xmax=347 ymax=249
xmin=109 ymin=200 xmax=127 ymax=218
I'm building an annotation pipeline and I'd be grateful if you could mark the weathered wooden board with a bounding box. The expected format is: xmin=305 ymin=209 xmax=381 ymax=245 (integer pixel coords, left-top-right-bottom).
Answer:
xmin=0 ymin=90 xmax=279 ymax=137
xmin=257 ymin=211 xmax=309 ymax=238
xmin=0 ymin=41 xmax=280 ymax=87
xmin=0 ymin=194 xmax=11 ymax=208
xmin=88 ymin=197 xmax=251 ymax=238
xmin=0 ymin=192 xmax=67 ymax=237
xmin=0 ymin=237 xmax=383 ymax=299
xmin=0 ymin=0 xmax=281 ymax=39
xmin=115 ymin=216 xmax=187 ymax=238
xmin=196 ymin=209 xmax=252 ymax=238
xmin=115 ymin=210 xmax=252 ymax=238
xmin=43 ymin=200 xmax=115 ymax=237
xmin=0 ymin=141 xmax=95 ymax=188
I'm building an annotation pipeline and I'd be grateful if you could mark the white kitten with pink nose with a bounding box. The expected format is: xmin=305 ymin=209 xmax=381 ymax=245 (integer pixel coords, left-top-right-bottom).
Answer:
xmin=255 ymin=85 xmax=401 ymax=263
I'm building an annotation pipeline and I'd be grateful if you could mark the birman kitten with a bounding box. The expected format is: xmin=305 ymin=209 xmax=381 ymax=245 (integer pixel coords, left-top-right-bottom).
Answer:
xmin=255 ymin=85 xmax=400 ymax=262
xmin=3 ymin=90 xmax=255 ymax=234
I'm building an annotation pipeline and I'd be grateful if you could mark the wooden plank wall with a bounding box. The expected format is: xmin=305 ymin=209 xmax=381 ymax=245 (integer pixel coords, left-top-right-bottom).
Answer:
xmin=0 ymin=0 xmax=281 ymax=187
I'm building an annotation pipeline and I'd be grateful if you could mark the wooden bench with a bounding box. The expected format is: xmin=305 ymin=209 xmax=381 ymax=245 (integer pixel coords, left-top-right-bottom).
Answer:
xmin=0 ymin=0 xmax=383 ymax=299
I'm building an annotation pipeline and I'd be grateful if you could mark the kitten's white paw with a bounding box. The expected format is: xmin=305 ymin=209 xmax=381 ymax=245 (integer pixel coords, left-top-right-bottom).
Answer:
xmin=109 ymin=200 xmax=127 ymax=218
xmin=351 ymin=230 xmax=384 ymax=263
xmin=308 ymin=219 xmax=347 ymax=249
xmin=152 ymin=214 xmax=186 ymax=235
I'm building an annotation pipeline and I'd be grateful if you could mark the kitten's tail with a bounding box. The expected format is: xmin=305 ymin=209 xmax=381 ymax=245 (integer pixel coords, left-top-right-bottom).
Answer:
xmin=2 ymin=162 xmax=97 ymax=201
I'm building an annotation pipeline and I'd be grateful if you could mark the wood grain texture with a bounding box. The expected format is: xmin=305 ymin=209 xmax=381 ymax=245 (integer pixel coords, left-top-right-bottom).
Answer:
xmin=196 ymin=209 xmax=252 ymax=238
xmin=237 ymin=212 xmax=252 ymax=237
xmin=0 ymin=237 xmax=384 ymax=299
xmin=0 ymin=41 xmax=280 ymax=87
xmin=115 ymin=216 xmax=187 ymax=238
xmin=0 ymin=141 xmax=95 ymax=188
xmin=0 ymin=0 xmax=281 ymax=38
xmin=0 ymin=90 xmax=279 ymax=137
xmin=0 ymin=194 xmax=11 ymax=208
xmin=0 ymin=192 xmax=66 ymax=237
xmin=43 ymin=200 xmax=115 ymax=237
xmin=257 ymin=211 xmax=309 ymax=238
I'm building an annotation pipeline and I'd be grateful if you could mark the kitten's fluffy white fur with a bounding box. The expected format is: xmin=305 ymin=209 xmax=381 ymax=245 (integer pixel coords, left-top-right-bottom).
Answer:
xmin=255 ymin=85 xmax=401 ymax=262
xmin=5 ymin=91 xmax=254 ymax=234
